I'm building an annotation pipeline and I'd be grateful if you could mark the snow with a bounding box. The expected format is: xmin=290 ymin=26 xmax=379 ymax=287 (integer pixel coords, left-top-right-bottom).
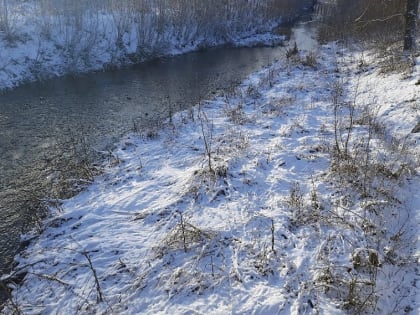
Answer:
xmin=2 ymin=38 xmax=419 ymax=314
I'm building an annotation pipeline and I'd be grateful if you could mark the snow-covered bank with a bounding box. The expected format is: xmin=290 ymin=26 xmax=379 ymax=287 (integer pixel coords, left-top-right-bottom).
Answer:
xmin=2 ymin=41 xmax=419 ymax=314
xmin=0 ymin=21 xmax=285 ymax=91
xmin=0 ymin=0 xmax=311 ymax=91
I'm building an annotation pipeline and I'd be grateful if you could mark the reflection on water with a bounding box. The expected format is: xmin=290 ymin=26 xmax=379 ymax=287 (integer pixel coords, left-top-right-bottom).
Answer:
xmin=0 ymin=45 xmax=285 ymax=273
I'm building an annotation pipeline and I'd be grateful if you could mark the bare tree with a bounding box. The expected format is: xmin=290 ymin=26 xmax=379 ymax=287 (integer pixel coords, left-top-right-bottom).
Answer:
xmin=403 ymin=0 xmax=419 ymax=51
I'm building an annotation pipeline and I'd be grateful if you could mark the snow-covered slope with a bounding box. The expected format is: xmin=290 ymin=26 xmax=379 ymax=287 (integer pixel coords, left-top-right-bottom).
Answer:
xmin=2 ymin=42 xmax=419 ymax=314
xmin=0 ymin=1 xmax=291 ymax=91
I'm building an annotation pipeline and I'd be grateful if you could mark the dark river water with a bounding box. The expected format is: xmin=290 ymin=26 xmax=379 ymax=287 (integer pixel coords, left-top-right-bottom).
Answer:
xmin=0 ymin=44 xmax=290 ymax=275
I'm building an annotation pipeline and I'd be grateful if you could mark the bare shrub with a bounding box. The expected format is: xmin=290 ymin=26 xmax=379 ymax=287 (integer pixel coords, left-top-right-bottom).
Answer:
xmin=224 ymin=101 xmax=248 ymax=125
xmin=198 ymin=108 xmax=215 ymax=176
xmin=352 ymin=248 xmax=380 ymax=269
xmin=242 ymin=215 xmax=280 ymax=276
xmin=315 ymin=265 xmax=378 ymax=314
xmin=301 ymin=51 xmax=318 ymax=68
xmin=286 ymin=42 xmax=299 ymax=59
xmin=288 ymin=181 xmax=304 ymax=211
xmin=317 ymin=0 xmax=405 ymax=46
xmin=262 ymin=96 xmax=295 ymax=115
xmin=376 ymin=48 xmax=414 ymax=74
xmin=246 ymin=85 xmax=262 ymax=99
xmin=132 ymin=115 xmax=163 ymax=140
xmin=159 ymin=213 xmax=215 ymax=254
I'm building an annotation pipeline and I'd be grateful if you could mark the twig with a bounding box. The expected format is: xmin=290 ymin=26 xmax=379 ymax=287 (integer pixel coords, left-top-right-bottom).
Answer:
xmin=81 ymin=251 xmax=103 ymax=304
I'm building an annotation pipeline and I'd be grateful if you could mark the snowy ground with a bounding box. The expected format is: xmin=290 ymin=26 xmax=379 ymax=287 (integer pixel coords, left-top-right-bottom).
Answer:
xmin=1 ymin=40 xmax=419 ymax=314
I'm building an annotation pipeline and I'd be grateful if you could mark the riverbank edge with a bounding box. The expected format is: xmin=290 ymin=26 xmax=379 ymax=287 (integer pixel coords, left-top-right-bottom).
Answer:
xmin=0 ymin=3 xmax=318 ymax=93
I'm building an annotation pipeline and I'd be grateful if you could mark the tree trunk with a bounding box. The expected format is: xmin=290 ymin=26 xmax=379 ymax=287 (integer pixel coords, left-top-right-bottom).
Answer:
xmin=404 ymin=0 xmax=419 ymax=51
